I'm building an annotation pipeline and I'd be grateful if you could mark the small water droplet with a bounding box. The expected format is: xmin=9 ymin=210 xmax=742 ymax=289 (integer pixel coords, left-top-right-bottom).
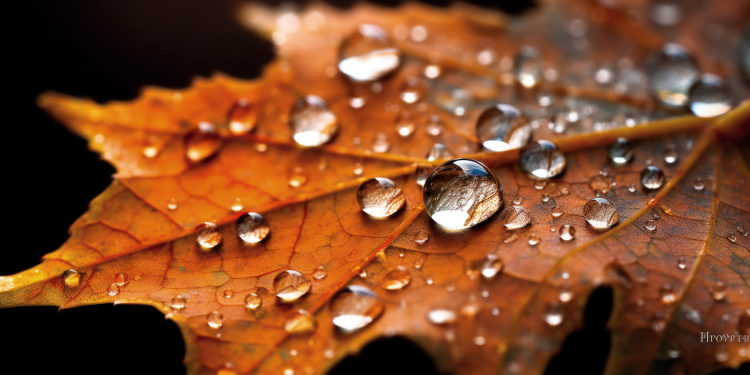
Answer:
xmin=195 ymin=222 xmax=222 ymax=250
xmin=274 ymin=270 xmax=312 ymax=303
xmin=426 ymin=143 xmax=455 ymax=162
xmin=414 ymin=230 xmax=429 ymax=245
xmin=167 ymin=198 xmax=178 ymax=211
xmin=464 ymin=256 xmax=503 ymax=280
xmin=244 ymin=293 xmax=262 ymax=311
xmin=290 ymin=96 xmax=338 ymax=147
xmin=108 ymin=283 xmax=120 ymax=296
xmin=113 ymin=273 xmax=129 ymax=287
xmin=207 ymin=311 xmax=224 ymax=329
xmin=559 ymin=225 xmax=576 ymax=241
xmin=660 ymin=284 xmax=676 ymax=304
xmin=427 ymin=309 xmax=457 ymax=324
xmin=519 ymin=140 xmax=566 ymax=179
xmin=560 ymin=187 xmax=570 ymax=195
xmin=543 ymin=303 xmax=564 ymax=326
xmin=688 ymin=74 xmax=732 ymax=117
xmin=223 ymin=289 xmax=234 ymax=299
xmin=645 ymin=220 xmax=657 ymax=231
xmin=349 ymin=97 xmax=365 ymax=108
xmin=663 ymin=144 xmax=679 ymax=164
xmin=476 ymin=104 xmax=530 ymax=152
xmin=397 ymin=120 xmax=415 ymax=137
xmin=693 ymin=177 xmax=705 ymax=191
xmin=514 ymin=46 xmax=542 ymax=88
xmin=372 ymin=133 xmax=390 ymax=153
xmin=542 ymin=194 xmax=551 ymax=202
xmin=424 ymin=65 xmax=441 ymax=79
xmin=737 ymin=226 xmax=748 ymax=236
xmin=227 ymin=98 xmax=257 ymax=135
xmin=641 ymin=166 xmax=665 ymax=190
xmin=549 ymin=113 xmax=568 ymax=134
xmin=650 ymin=1 xmax=682 ymax=26
xmin=551 ymin=206 xmax=564 ymax=218
xmin=289 ymin=169 xmax=308 ymax=187
xmin=410 ymin=25 xmax=428 ymax=42
xmin=330 ymin=285 xmax=384 ymax=331
xmin=236 ymin=212 xmax=270 ymax=244
xmin=338 ymin=24 xmax=400 ymax=82
xmin=353 ymin=163 xmax=364 ymax=176
xmin=501 ymin=206 xmax=531 ymax=229
xmin=62 ymin=269 xmax=81 ymax=288
xmin=647 ymin=43 xmax=700 ymax=107
xmin=512 ymin=196 xmax=523 ymax=205
xmin=609 ymin=138 xmax=633 ymax=165
xmin=399 ymin=79 xmax=422 ymax=104
xmin=171 ymin=296 xmax=186 ymax=311
xmin=313 ymin=266 xmax=328 ymax=280
xmin=528 ymin=233 xmax=541 ymax=246
xmin=425 ymin=116 xmax=444 ymax=136
xmin=728 ymin=233 xmax=738 ymax=243
xmin=185 ymin=122 xmax=221 ymax=162
xmin=423 ymin=159 xmax=502 ymax=230
xmin=230 ymin=198 xmax=244 ymax=213
xmin=504 ymin=233 xmax=519 ymax=243
xmin=474 ymin=336 xmax=487 ymax=346
xmin=381 ymin=267 xmax=412 ymax=290
xmin=677 ymin=257 xmax=687 ymax=269
xmin=534 ymin=180 xmax=548 ymax=190
xmin=710 ymin=281 xmax=727 ymax=301
xmin=285 ymin=310 xmax=316 ymax=334
xmin=357 ymin=178 xmax=405 ymax=218
xmin=256 ymin=143 xmax=267 ymax=152
xmin=583 ymin=198 xmax=619 ymax=229
xmin=559 ymin=288 xmax=574 ymax=303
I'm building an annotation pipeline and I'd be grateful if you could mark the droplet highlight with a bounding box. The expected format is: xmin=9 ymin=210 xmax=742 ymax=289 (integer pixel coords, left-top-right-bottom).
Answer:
xmin=583 ymin=198 xmax=619 ymax=229
xmin=330 ymin=285 xmax=384 ymax=332
xmin=519 ymin=140 xmax=566 ymax=179
xmin=195 ymin=222 xmax=222 ymax=250
xmin=641 ymin=166 xmax=665 ymax=190
xmin=274 ymin=270 xmax=312 ymax=303
xmin=237 ymin=212 xmax=270 ymax=244
xmin=356 ymin=178 xmax=405 ymax=218
xmin=289 ymin=96 xmax=338 ymax=147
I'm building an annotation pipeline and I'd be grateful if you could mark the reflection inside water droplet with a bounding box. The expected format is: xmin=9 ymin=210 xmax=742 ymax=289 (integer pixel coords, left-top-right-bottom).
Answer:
xmin=559 ymin=225 xmax=576 ymax=241
xmin=244 ymin=293 xmax=262 ymax=311
xmin=519 ymin=140 xmax=566 ymax=179
xmin=583 ymin=198 xmax=619 ymax=229
xmin=689 ymin=74 xmax=732 ymax=117
xmin=62 ymin=269 xmax=81 ymax=288
xmin=237 ymin=212 xmax=270 ymax=243
xmin=647 ymin=43 xmax=700 ymax=107
xmin=609 ymin=138 xmax=633 ymax=165
xmin=338 ymin=24 xmax=400 ymax=82
xmin=195 ymin=222 xmax=222 ymax=250
xmin=501 ymin=206 xmax=531 ymax=229
xmin=207 ymin=311 xmax=224 ymax=329
xmin=274 ymin=270 xmax=312 ymax=303
xmin=476 ymin=104 xmax=530 ymax=152
xmin=381 ymin=267 xmax=412 ymax=290
xmin=641 ymin=166 xmax=665 ymax=189
xmin=356 ymin=178 xmax=405 ymax=218
xmin=330 ymin=285 xmax=384 ymax=332
xmin=289 ymin=96 xmax=338 ymax=147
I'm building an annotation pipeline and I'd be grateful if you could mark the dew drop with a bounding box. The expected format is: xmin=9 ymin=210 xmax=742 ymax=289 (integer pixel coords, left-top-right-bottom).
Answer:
xmin=560 ymin=187 xmax=570 ymax=195
xmin=519 ymin=140 xmax=566 ymax=179
xmin=427 ymin=309 xmax=457 ymax=324
xmin=274 ymin=270 xmax=312 ymax=303
xmin=206 ymin=311 xmax=224 ymax=329
xmin=410 ymin=25 xmax=428 ymax=42
xmin=542 ymin=194 xmax=551 ymax=203
xmin=230 ymin=198 xmax=244 ymax=213
xmin=716 ymin=350 xmax=729 ymax=363
xmin=426 ymin=143 xmax=456 ymax=162
xmin=381 ymin=267 xmax=412 ymax=290
xmin=476 ymin=104 xmax=531 ymax=152
xmin=688 ymin=74 xmax=732 ymax=117
xmin=728 ymin=233 xmax=738 ymax=243
xmin=113 ymin=273 xmax=129 ymax=287
xmin=349 ymin=97 xmax=365 ymax=108
xmin=425 ymin=116 xmax=444 ymax=136
xmin=528 ymin=233 xmax=541 ymax=246
xmin=313 ymin=266 xmax=328 ymax=280
xmin=227 ymin=98 xmax=257 ymax=135
xmin=237 ymin=212 xmax=270 ymax=244
xmin=185 ymin=122 xmax=221 ymax=162
xmin=223 ymin=289 xmax=234 ymax=299
xmin=399 ymin=79 xmax=422 ymax=104
xmin=167 ymin=198 xmax=178 ymax=211
xmin=414 ymin=230 xmax=429 ymax=245
xmin=372 ymin=133 xmax=391 ymax=153
xmin=738 ymin=226 xmax=748 ymax=236
xmin=424 ymin=65 xmax=441 ymax=79
xmin=629 ymin=184 xmax=637 ymax=193
xmin=284 ymin=310 xmax=316 ymax=334
xmin=289 ymin=96 xmax=338 ymax=147
xmin=195 ymin=222 xmax=222 ymax=250
xmin=543 ymin=303 xmax=564 ymax=326
xmin=474 ymin=336 xmax=487 ymax=346
xmin=551 ymin=207 xmax=564 ymax=218
xmin=609 ymin=138 xmax=633 ymax=165
xmin=645 ymin=220 xmax=657 ymax=231
xmin=512 ymin=196 xmax=523 ymax=205
xmin=338 ymin=24 xmax=400 ymax=82
xmin=514 ymin=46 xmax=542 ymax=88
xmin=559 ymin=225 xmax=576 ymax=241
xmin=663 ymin=144 xmax=679 ymax=164
xmin=647 ymin=43 xmax=700 ymax=107
xmin=677 ymin=257 xmax=687 ymax=269
xmin=501 ymin=206 xmax=531 ymax=229
xmin=171 ymin=296 xmax=186 ymax=311
xmin=244 ymin=293 xmax=262 ymax=311
xmin=709 ymin=281 xmax=727 ymax=301
xmin=583 ymin=198 xmax=619 ymax=229
xmin=641 ymin=166 xmax=665 ymax=190
xmin=62 ymin=269 xmax=81 ymax=288
xmin=693 ymin=178 xmax=705 ymax=191
xmin=660 ymin=284 xmax=676 ymax=304
xmin=288 ymin=170 xmax=308 ymax=187
xmin=330 ymin=285 xmax=384 ymax=332
xmin=108 ymin=283 xmax=120 ymax=297
xmin=559 ymin=288 xmax=574 ymax=303
xmin=396 ymin=120 xmax=415 ymax=137
xmin=464 ymin=256 xmax=503 ymax=280
xmin=357 ymin=178 xmax=405 ymax=218
xmin=423 ymin=159 xmax=502 ymax=230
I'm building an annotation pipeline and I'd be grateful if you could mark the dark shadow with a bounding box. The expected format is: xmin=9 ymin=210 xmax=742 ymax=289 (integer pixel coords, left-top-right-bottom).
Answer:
xmin=709 ymin=363 xmax=750 ymax=375
xmin=545 ymin=287 xmax=613 ymax=375
xmin=328 ymin=336 xmax=444 ymax=375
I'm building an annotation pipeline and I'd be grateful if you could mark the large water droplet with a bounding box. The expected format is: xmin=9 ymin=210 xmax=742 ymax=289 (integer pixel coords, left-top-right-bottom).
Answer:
xmin=171 ymin=296 xmax=186 ymax=311
xmin=330 ymin=285 xmax=384 ymax=332
xmin=244 ymin=293 xmax=262 ymax=311
xmin=688 ymin=74 xmax=732 ymax=117
xmin=476 ymin=104 xmax=531 ymax=152
xmin=641 ymin=166 xmax=665 ymax=190
xmin=185 ymin=122 xmax=221 ymax=162
xmin=237 ymin=212 xmax=270 ymax=244
xmin=427 ymin=309 xmax=457 ymax=324
xmin=414 ymin=230 xmax=429 ymax=245
xmin=274 ymin=270 xmax=312 ymax=303
xmin=423 ymin=159 xmax=502 ymax=230
xmin=583 ymin=198 xmax=619 ymax=229
xmin=207 ymin=311 xmax=224 ymax=329
xmin=195 ymin=222 xmax=222 ymax=250
xmin=227 ymin=98 xmax=257 ymax=135
xmin=357 ymin=178 xmax=405 ymax=218
xmin=289 ymin=96 xmax=338 ymax=147
xmin=514 ymin=46 xmax=542 ymax=88
xmin=609 ymin=138 xmax=633 ymax=165
xmin=313 ymin=266 xmax=328 ymax=280
xmin=338 ymin=24 xmax=400 ymax=82
xmin=501 ymin=206 xmax=531 ymax=229
xmin=381 ymin=267 xmax=412 ymax=290
xmin=647 ymin=43 xmax=700 ymax=107
xmin=559 ymin=225 xmax=576 ymax=241
xmin=519 ymin=140 xmax=566 ymax=179
xmin=285 ymin=310 xmax=316 ymax=334
xmin=62 ymin=269 xmax=80 ymax=288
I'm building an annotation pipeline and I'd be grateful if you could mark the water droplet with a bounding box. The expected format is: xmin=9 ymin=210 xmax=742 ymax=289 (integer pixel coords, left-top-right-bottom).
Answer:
xmin=645 ymin=220 xmax=657 ymax=231
xmin=349 ymin=97 xmax=365 ymax=108
xmin=589 ymin=175 xmax=614 ymax=195
xmin=223 ymin=289 xmax=234 ymax=299
xmin=108 ymin=283 xmax=120 ymax=296
xmin=551 ymin=207 xmax=564 ymax=218
xmin=464 ymin=256 xmax=503 ymax=280
xmin=583 ymin=198 xmax=619 ymax=229
xmin=167 ymin=198 xmax=178 ymax=211
xmin=559 ymin=288 xmax=574 ymax=303
xmin=710 ymin=281 xmax=727 ymax=301
xmin=185 ymin=122 xmax=221 ymax=162
xmin=663 ymin=144 xmax=679 ymax=164
xmin=256 ymin=143 xmax=267 ymax=152
xmin=512 ymin=196 xmax=523 ymax=205
xmin=113 ymin=273 xmax=129 ymax=287
xmin=425 ymin=116 xmax=444 ymax=136
xmin=206 ymin=311 xmax=224 ymax=329
xmin=61 ymin=269 xmax=80 ymax=288
xmin=519 ymin=140 xmax=566 ymax=179
xmin=660 ymin=284 xmax=676 ymax=304
xmin=427 ymin=309 xmax=457 ymax=324
xmin=338 ymin=24 xmax=400 ymax=82
xmin=504 ymin=233 xmax=518 ymax=243
xmin=357 ymin=178 xmax=405 ymax=218
xmin=372 ymin=133 xmax=390 ymax=153
xmin=474 ymin=336 xmax=487 ymax=346
xmin=424 ymin=64 xmax=441 ymax=79
xmin=423 ymin=159 xmax=502 ymax=230
xmin=609 ymin=138 xmax=633 ymax=165
xmin=476 ymin=104 xmax=530 ymax=152
xmin=236 ymin=212 xmax=270 ymax=244
xmin=426 ymin=143 xmax=455 ymax=162
xmin=688 ymin=74 xmax=732 ymax=117
xmin=171 ymin=296 xmax=186 ymax=311
xmin=195 ymin=222 xmax=222 ymax=250
xmin=501 ymin=206 xmax=531 ymax=229
xmin=641 ymin=166 xmax=665 ymax=190
xmin=543 ymin=303 xmax=564 ymax=326
xmin=560 ymin=187 xmax=570 ymax=195
xmin=541 ymin=194 xmax=551 ymax=203
xmin=230 ymin=198 xmax=244 ymax=213
xmin=288 ymin=170 xmax=308 ymax=188
xmin=381 ymin=267 xmax=411 ymax=290
xmin=738 ymin=226 xmax=748 ymax=236
xmin=290 ymin=96 xmax=338 ymax=147
xmin=528 ymin=233 xmax=541 ymax=246
xmin=677 ymin=257 xmax=687 ymax=269
xmin=647 ymin=43 xmax=700 ymax=107
xmin=728 ymin=233 xmax=738 ymax=243
xmin=549 ymin=113 xmax=568 ymax=134
xmin=274 ymin=270 xmax=312 ymax=303
xmin=410 ymin=25 xmax=428 ymax=42
xmin=650 ymin=1 xmax=682 ymax=26
xmin=514 ymin=46 xmax=542 ymax=88
xmin=397 ymin=120 xmax=415 ymax=137
xmin=399 ymin=78 xmax=422 ymax=104
xmin=284 ymin=310 xmax=316 ymax=334
xmin=330 ymin=285 xmax=384 ymax=332
xmin=244 ymin=293 xmax=262 ymax=311
xmin=414 ymin=230 xmax=429 ymax=245
xmin=227 ymin=98 xmax=257 ymax=135
xmin=313 ymin=266 xmax=328 ymax=280
xmin=559 ymin=225 xmax=576 ymax=241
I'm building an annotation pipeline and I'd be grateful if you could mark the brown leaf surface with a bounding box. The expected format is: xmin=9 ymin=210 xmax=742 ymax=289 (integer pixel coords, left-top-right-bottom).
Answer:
xmin=2 ymin=1 xmax=750 ymax=374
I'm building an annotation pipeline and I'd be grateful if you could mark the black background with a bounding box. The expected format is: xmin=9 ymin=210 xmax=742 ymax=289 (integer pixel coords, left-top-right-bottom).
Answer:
xmin=1 ymin=1 xmax=746 ymax=374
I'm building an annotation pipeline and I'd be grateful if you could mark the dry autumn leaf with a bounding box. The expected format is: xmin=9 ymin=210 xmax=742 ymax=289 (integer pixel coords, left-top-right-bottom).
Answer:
xmin=2 ymin=1 xmax=750 ymax=374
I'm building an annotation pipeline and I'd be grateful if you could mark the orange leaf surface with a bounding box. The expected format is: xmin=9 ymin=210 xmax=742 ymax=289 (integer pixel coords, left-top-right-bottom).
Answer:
xmin=2 ymin=1 xmax=750 ymax=374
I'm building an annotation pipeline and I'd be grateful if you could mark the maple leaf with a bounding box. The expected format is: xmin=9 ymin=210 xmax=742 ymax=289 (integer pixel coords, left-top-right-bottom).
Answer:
xmin=2 ymin=1 xmax=750 ymax=375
